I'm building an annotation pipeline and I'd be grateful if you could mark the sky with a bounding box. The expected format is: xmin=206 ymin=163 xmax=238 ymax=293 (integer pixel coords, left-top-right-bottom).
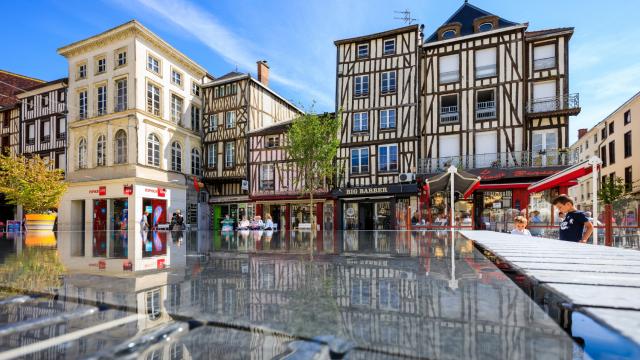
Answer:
xmin=2 ymin=0 xmax=639 ymax=144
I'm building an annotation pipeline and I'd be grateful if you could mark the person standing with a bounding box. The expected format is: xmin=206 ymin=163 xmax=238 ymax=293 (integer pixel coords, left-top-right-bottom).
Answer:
xmin=552 ymin=195 xmax=593 ymax=243
xmin=140 ymin=211 xmax=150 ymax=231
xmin=528 ymin=210 xmax=543 ymax=236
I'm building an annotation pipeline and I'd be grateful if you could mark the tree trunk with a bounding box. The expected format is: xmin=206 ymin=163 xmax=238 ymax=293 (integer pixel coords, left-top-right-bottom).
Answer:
xmin=605 ymin=203 xmax=613 ymax=246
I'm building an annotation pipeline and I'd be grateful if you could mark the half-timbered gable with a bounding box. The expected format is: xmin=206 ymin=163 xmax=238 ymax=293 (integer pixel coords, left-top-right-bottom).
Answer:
xmin=249 ymin=123 xmax=293 ymax=197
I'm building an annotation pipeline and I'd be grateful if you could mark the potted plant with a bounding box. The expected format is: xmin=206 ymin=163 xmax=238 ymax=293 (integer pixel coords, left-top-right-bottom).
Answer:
xmin=0 ymin=154 xmax=67 ymax=231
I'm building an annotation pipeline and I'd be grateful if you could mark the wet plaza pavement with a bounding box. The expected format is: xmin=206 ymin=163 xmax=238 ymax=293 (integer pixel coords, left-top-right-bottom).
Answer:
xmin=0 ymin=230 xmax=581 ymax=359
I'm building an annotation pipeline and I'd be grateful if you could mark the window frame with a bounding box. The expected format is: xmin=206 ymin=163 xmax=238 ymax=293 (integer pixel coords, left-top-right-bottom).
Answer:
xmin=224 ymin=141 xmax=235 ymax=169
xmin=624 ymin=110 xmax=631 ymax=125
xmin=624 ymin=131 xmax=632 ymax=158
xmin=383 ymin=38 xmax=396 ymax=55
xmin=354 ymin=75 xmax=369 ymax=97
xmin=380 ymin=70 xmax=397 ymax=94
xmin=265 ymin=135 xmax=280 ymax=148
xmin=114 ymin=129 xmax=127 ymax=164
xmin=171 ymin=141 xmax=182 ymax=172
xmin=439 ymin=54 xmax=460 ymax=84
xmin=207 ymin=143 xmax=217 ymax=168
xmin=95 ymin=55 xmax=107 ymax=75
xmin=352 ymin=112 xmax=369 ymax=133
xmin=225 ymin=111 xmax=235 ymax=129
xmin=78 ymin=89 xmax=88 ymax=119
xmin=192 ymin=82 xmax=201 ymax=96
xmin=115 ymin=77 xmax=127 ymax=112
xmin=96 ymin=83 xmax=107 ymax=116
xmin=96 ymin=134 xmax=106 ymax=167
xmin=378 ymin=144 xmax=398 ymax=173
xmin=146 ymin=81 xmax=161 ymax=117
xmin=260 ymin=163 xmax=275 ymax=191
xmin=442 ymin=29 xmax=456 ymax=40
xmin=78 ymin=138 xmax=87 ymax=169
xmin=55 ymin=116 xmax=66 ymax=140
xmin=609 ymin=140 xmax=616 ymax=165
xmin=380 ymin=109 xmax=396 ymax=130
xmin=474 ymin=47 xmax=497 ymax=79
xmin=77 ymin=62 xmax=87 ymax=80
xmin=350 ymin=147 xmax=369 ymax=175
xmin=115 ymin=48 xmax=127 ymax=68
xmin=191 ymin=148 xmax=201 ymax=176
xmin=147 ymin=133 xmax=161 ymax=167
xmin=191 ymin=105 xmax=201 ymax=132
xmin=357 ymin=43 xmax=369 ymax=59
xmin=440 ymin=93 xmax=460 ymax=124
xmin=40 ymin=119 xmax=50 ymax=143
xmin=170 ymin=93 xmax=184 ymax=124
xmin=171 ymin=67 xmax=183 ymax=88
xmin=478 ymin=22 xmax=493 ymax=32
xmin=209 ymin=114 xmax=219 ymax=130
xmin=147 ymin=53 xmax=161 ymax=75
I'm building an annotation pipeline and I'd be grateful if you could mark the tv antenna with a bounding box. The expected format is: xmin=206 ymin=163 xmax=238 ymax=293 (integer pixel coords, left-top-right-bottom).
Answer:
xmin=394 ymin=9 xmax=416 ymax=24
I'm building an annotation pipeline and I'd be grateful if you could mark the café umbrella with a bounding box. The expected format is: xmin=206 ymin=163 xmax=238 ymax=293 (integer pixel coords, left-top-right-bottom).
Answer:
xmin=424 ymin=166 xmax=481 ymax=228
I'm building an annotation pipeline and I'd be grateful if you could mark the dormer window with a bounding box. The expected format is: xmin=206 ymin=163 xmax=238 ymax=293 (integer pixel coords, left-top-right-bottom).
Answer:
xmin=478 ymin=22 xmax=493 ymax=32
xmin=442 ymin=30 xmax=456 ymax=40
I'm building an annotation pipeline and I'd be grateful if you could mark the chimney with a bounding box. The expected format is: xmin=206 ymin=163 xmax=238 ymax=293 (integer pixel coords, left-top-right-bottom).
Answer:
xmin=257 ymin=60 xmax=269 ymax=86
xmin=577 ymin=128 xmax=588 ymax=139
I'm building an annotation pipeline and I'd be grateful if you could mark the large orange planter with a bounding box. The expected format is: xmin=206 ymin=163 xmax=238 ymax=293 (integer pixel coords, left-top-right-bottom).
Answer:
xmin=25 ymin=213 xmax=57 ymax=232
xmin=24 ymin=231 xmax=57 ymax=247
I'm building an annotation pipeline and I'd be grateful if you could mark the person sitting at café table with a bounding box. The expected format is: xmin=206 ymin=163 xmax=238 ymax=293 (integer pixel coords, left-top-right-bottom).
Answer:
xmin=250 ymin=215 xmax=264 ymax=230
xmin=264 ymin=214 xmax=274 ymax=230
xmin=238 ymin=216 xmax=251 ymax=230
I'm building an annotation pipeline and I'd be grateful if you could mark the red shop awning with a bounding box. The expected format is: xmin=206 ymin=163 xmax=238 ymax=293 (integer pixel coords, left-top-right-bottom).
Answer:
xmin=527 ymin=160 xmax=593 ymax=193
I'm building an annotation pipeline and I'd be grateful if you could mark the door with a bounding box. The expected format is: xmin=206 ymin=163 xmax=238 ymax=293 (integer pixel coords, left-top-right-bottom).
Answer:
xmin=92 ymin=199 xmax=107 ymax=257
xmin=532 ymin=81 xmax=556 ymax=112
xmin=359 ymin=203 xmax=374 ymax=230
xmin=532 ymin=130 xmax=558 ymax=166
xmin=475 ymin=131 xmax=497 ymax=168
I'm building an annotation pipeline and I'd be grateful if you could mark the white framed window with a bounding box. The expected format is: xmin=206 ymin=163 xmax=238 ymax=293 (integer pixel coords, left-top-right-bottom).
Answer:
xmin=147 ymin=134 xmax=160 ymax=167
xmin=534 ymin=44 xmax=556 ymax=70
xmin=116 ymin=50 xmax=127 ymax=67
xmin=474 ymin=131 xmax=498 ymax=167
xmin=225 ymin=111 xmax=235 ymax=128
xmin=439 ymin=134 xmax=460 ymax=168
xmin=191 ymin=148 xmax=201 ymax=175
xmin=96 ymin=57 xmax=106 ymax=74
xmin=171 ymin=141 xmax=182 ymax=172
xmin=209 ymin=114 xmax=218 ymax=129
xmin=192 ymin=82 xmax=201 ymax=96
xmin=96 ymin=134 xmax=106 ymax=166
xmin=207 ymin=143 xmax=216 ymax=168
xmin=350 ymin=279 xmax=370 ymax=306
xmin=440 ymin=94 xmax=459 ymax=123
xmin=260 ymin=163 xmax=275 ymax=190
xmin=265 ymin=135 xmax=279 ymax=148
xmin=77 ymin=63 xmax=87 ymax=79
xmin=41 ymin=94 xmax=49 ymax=107
xmin=147 ymin=83 xmax=160 ymax=116
xmin=146 ymin=289 xmax=161 ymax=321
xmin=357 ymin=43 xmax=369 ymax=58
xmin=350 ymin=147 xmax=369 ymax=174
xmin=41 ymin=120 xmax=50 ymax=142
xmin=380 ymin=109 xmax=396 ymax=129
xmin=383 ymin=39 xmax=395 ymax=55
xmin=26 ymin=123 xmax=35 ymax=144
xmin=191 ymin=105 xmax=201 ymax=131
xmin=224 ymin=141 xmax=235 ymax=168
xmin=114 ymin=129 xmax=127 ymax=164
xmin=439 ymin=54 xmax=459 ymax=83
xmin=379 ymin=279 xmax=400 ymax=310
xmin=78 ymin=138 xmax=87 ymax=169
xmin=56 ymin=117 xmax=66 ymax=139
xmin=171 ymin=69 xmax=182 ymax=86
xmin=352 ymin=112 xmax=368 ymax=132
xmin=476 ymin=89 xmax=496 ymax=120
xmin=171 ymin=94 xmax=183 ymax=123
xmin=115 ymin=78 xmax=127 ymax=112
xmin=147 ymin=55 xmax=160 ymax=74
xmin=378 ymin=144 xmax=398 ymax=172
xmin=381 ymin=71 xmax=396 ymax=93
xmin=96 ymin=85 xmax=107 ymax=116
xmin=354 ymin=75 xmax=369 ymax=97
xmin=475 ymin=47 xmax=497 ymax=78
xmin=79 ymin=90 xmax=87 ymax=119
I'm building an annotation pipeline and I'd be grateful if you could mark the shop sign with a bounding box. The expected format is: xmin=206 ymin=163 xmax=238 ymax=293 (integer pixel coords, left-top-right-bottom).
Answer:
xmin=345 ymin=187 xmax=388 ymax=196
xmin=89 ymin=186 xmax=107 ymax=196
xmin=144 ymin=187 xmax=167 ymax=197
xmin=345 ymin=207 xmax=356 ymax=218
xmin=157 ymin=187 xmax=166 ymax=197
xmin=123 ymin=184 xmax=133 ymax=196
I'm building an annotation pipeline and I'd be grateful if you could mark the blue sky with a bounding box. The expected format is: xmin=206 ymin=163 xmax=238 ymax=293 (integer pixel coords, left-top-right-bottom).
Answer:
xmin=3 ymin=0 xmax=639 ymax=143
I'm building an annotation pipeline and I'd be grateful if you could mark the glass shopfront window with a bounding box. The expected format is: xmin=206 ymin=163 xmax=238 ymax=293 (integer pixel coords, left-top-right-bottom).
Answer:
xmin=454 ymin=199 xmax=473 ymax=227
xmin=343 ymin=200 xmax=393 ymax=230
xmin=291 ymin=204 xmax=311 ymax=229
xmin=344 ymin=203 xmax=358 ymax=230
xmin=479 ymin=191 xmax=516 ymax=232
xmin=396 ymin=198 xmax=410 ymax=230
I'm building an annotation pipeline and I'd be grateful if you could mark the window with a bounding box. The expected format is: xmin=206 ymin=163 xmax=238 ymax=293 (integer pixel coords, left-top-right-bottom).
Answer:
xmin=351 ymin=279 xmax=370 ymax=306
xmin=478 ymin=22 xmax=493 ymax=32
xmin=78 ymin=138 xmax=87 ymax=169
xmin=1 ymin=136 xmax=8 ymax=156
xmin=79 ymin=90 xmax=87 ymax=119
xmin=41 ymin=120 xmax=50 ymax=143
xmin=214 ymin=86 xmax=220 ymax=98
xmin=115 ymin=78 xmax=127 ymax=112
xmin=114 ymin=130 xmax=127 ymax=164
xmin=97 ymin=85 xmax=107 ymax=116
xmin=171 ymin=70 xmax=182 ymax=86
xmin=380 ymin=109 xmax=396 ymax=129
xmin=625 ymin=167 xmax=633 ymax=191
xmin=609 ymin=121 xmax=614 ymax=135
xmin=625 ymin=131 xmax=632 ymax=158
xmin=96 ymin=135 xmax=106 ymax=166
xmin=41 ymin=94 xmax=49 ymax=108
xmin=533 ymin=44 xmax=556 ymax=70
xmin=26 ymin=98 xmax=34 ymax=111
xmin=601 ymin=146 xmax=607 ymax=166
xmin=442 ymin=29 xmax=456 ymax=39
xmin=96 ymin=57 xmax=106 ymax=74
xmin=171 ymin=142 xmax=182 ymax=172
xmin=609 ymin=141 xmax=615 ymax=165
xmin=146 ymin=289 xmax=161 ymax=321
xmin=116 ymin=50 xmax=127 ymax=67
xmin=260 ymin=163 xmax=275 ymax=190
xmin=354 ymin=75 xmax=369 ymax=97
xmin=171 ymin=95 xmax=183 ymax=123
xmin=378 ymin=144 xmax=398 ymax=172
xmin=265 ymin=135 xmax=279 ymax=148
xmin=57 ymin=89 xmax=65 ymax=102
xmin=350 ymin=148 xmax=369 ymax=174
xmin=192 ymin=82 xmax=201 ymax=96
xmin=56 ymin=152 xmax=65 ymax=171
xmin=379 ymin=279 xmax=400 ymax=310
xmin=353 ymin=112 xmax=368 ymax=132
xmin=624 ymin=110 xmax=631 ymax=125
xmin=27 ymin=123 xmax=35 ymax=145
xmin=191 ymin=148 xmax=201 ymax=175
xmin=224 ymin=142 xmax=235 ymax=168
xmin=207 ymin=143 xmax=216 ymax=168
xmin=56 ymin=117 xmax=66 ymax=140
xmin=594 ymin=133 xmax=598 ymax=143
xmin=440 ymin=94 xmax=459 ymax=123
xmin=475 ymin=48 xmax=496 ymax=78
xmin=209 ymin=114 xmax=218 ymax=129
xmin=147 ymin=83 xmax=160 ymax=116
xmin=602 ymin=127 xmax=607 ymax=139
xmin=78 ymin=63 xmax=87 ymax=79
xmin=357 ymin=43 xmax=369 ymax=58
xmin=439 ymin=54 xmax=459 ymax=83
xmin=147 ymin=134 xmax=160 ymax=167
xmin=381 ymin=71 xmax=396 ymax=93
xmin=191 ymin=105 xmax=201 ymax=131
xmin=225 ymin=111 xmax=235 ymax=128
xmin=476 ymin=89 xmax=496 ymax=119
xmin=147 ymin=55 xmax=160 ymax=74
xmin=383 ymin=39 xmax=395 ymax=55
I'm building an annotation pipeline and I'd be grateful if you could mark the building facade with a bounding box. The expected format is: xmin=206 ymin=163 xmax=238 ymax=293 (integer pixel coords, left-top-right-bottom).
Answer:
xmin=334 ymin=25 xmax=421 ymax=230
xmin=57 ymin=20 xmax=209 ymax=231
xmin=201 ymin=61 xmax=302 ymax=230
xmin=16 ymin=78 xmax=68 ymax=171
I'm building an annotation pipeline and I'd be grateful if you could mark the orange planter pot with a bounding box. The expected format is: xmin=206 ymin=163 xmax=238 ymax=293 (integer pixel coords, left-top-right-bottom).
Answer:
xmin=25 ymin=213 xmax=57 ymax=232
xmin=24 ymin=231 xmax=57 ymax=247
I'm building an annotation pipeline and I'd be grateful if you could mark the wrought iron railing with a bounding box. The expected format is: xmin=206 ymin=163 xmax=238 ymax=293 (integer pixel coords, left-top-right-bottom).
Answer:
xmin=527 ymin=93 xmax=579 ymax=113
xmin=533 ymin=56 xmax=556 ymax=70
xmin=439 ymin=70 xmax=459 ymax=83
xmin=476 ymin=100 xmax=495 ymax=119
xmin=440 ymin=105 xmax=458 ymax=123
xmin=417 ymin=149 xmax=576 ymax=174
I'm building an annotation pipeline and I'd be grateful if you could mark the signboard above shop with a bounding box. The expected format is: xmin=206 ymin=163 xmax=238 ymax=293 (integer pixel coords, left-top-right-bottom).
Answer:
xmin=333 ymin=184 xmax=417 ymax=197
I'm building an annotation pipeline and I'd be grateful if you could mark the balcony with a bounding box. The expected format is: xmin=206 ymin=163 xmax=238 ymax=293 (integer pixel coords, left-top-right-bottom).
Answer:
xmin=476 ymin=100 xmax=496 ymax=120
xmin=527 ymin=93 xmax=580 ymax=117
xmin=533 ymin=56 xmax=556 ymax=71
xmin=417 ymin=149 xmax=576 ymax=175
xmin=440 ymin=106 xmax=458 ymax=123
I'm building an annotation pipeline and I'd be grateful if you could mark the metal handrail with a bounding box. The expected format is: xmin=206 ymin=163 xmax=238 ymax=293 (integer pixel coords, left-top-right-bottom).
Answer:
xmin=476 ymin=100 xmax=496 ymax=119
xmin=527 ymin=93 xmax=579 ymax=113
xmin=440 ymin=105 xmax=458 ymax=123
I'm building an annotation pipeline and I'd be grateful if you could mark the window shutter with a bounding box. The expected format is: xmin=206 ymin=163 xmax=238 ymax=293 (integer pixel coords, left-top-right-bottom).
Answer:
xmin=439 ymin=54 xmax=459 ymax=74
xmin=439 ymin=135 xmax=459 ymax=158
xmin=475 ymin=48 xmax=496 ymax=67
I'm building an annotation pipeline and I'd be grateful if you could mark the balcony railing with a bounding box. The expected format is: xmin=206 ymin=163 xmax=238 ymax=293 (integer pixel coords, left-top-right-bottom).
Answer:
xmin=476 ymin=100 xmax=495 ymax=119
xmin=439 ymin=70 xmax=459 ymax=83
xmin=417 ymin=149 xmax=576 ymax=174
xmin=533 ymin=56 xmax=556 ymax=70
xmin=527 ymin=93 xmax=580 ymax=114
xmin=440 ymin=106 xmax=458 ymax=123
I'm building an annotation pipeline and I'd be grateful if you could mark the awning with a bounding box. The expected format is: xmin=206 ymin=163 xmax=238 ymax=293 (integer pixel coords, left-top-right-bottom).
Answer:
xmin=527 ymin=159 xmax=593 ymax=193
xmin=425 ymin=169 xmax=481 ymax=199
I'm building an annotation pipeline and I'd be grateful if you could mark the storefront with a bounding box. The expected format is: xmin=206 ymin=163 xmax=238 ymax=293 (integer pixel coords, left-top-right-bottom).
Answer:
xmin=209 ymin=196 xmax=252 ymax=231
xmin=252 ymin=197 xmax=335 ymax=231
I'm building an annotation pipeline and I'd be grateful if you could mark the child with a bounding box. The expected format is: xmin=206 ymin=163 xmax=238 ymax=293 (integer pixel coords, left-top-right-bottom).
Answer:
xmin=511 ymin=216 xmax=531 ymax=236
xmin=552 ymin=195 xmax=593 ymax=243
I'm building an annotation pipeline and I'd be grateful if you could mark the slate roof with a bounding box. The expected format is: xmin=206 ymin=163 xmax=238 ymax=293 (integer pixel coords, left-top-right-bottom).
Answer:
xmin=212 ymin=71 xmax=246 ymax=83
xmin=0 ymin=70 xmax=44 ymax=107
xmin=424 ymin=2 xmax=518 ymax=43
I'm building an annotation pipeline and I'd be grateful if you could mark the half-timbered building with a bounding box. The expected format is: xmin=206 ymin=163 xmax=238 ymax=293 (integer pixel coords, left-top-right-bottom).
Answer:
xmin=418 ymin=3 xmax=581 ymax=230
xmin=334 ymin=25 xmax=421 ymax=230
xmin=16 ymin=78 xmax=68 ymax=172
xmin=202 ymin=61 xmax=302 ymax=230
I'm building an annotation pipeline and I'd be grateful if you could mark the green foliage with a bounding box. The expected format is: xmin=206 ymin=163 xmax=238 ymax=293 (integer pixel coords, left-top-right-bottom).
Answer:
xmin=598 ymin=176 xmax=631 ymax=205
xmin=0 ymin=247 xmax=64 ymax=296
xmin=0 ymin=154 xmax=67 ymax=213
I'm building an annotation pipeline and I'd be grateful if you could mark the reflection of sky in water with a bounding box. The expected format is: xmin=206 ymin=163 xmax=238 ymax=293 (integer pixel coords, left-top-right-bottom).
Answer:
xmin=572 ymin=311 xmax=640 ymax=359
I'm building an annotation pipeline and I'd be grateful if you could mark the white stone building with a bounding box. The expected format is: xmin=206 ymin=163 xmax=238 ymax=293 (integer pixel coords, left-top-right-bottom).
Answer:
xmin=57 ymin=20 xmax=210 ymax=231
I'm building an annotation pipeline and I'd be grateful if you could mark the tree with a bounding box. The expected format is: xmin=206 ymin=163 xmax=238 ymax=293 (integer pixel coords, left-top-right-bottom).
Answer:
xmin=597 ymin=176 xmax=639 ymax=246
xmin=0 ymin=154 xmax=67 ymax=214
xmin=286 ymin=110 xmax=341 ymax=237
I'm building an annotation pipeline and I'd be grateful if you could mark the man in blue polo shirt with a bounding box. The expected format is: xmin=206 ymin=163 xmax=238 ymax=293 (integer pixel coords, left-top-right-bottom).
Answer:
xmin=552 ymin=195 xmax=594 ymax=243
